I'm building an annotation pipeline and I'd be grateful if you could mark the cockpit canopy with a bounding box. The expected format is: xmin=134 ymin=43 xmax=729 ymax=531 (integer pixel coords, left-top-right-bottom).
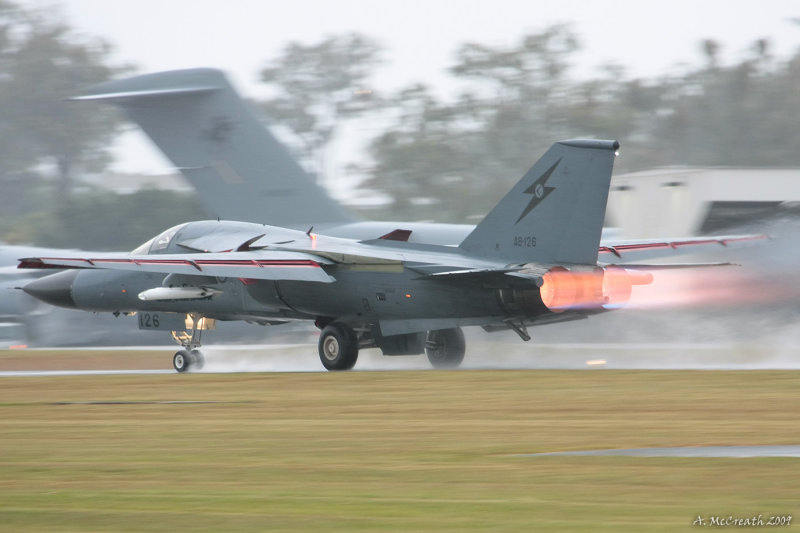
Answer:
xmin=131 ymin=223 xmax=189 ymax=255
xmin=129 ymin=220 xmax=300 ymax=255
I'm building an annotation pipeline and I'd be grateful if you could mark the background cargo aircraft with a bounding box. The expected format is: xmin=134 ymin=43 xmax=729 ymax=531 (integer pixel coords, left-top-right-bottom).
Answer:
xmin=71 ymin=68 xmax=483 ymax=244
xmin=20 ymin=139 xmax=760 ymax=371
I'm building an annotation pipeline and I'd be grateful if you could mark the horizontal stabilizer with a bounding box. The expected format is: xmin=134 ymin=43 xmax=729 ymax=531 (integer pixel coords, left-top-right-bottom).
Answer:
xmin=608 ymin=262 xmax=736 ymax=270
xmin=598 ymin=234 xmax=768 ymax=262
xmin=72 ymin=86 xmax=219 ymax=101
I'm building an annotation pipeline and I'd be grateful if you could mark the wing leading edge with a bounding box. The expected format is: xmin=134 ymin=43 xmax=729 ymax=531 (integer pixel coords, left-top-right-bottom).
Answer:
xmin=18 ymin=252 xmax=336 ymax=283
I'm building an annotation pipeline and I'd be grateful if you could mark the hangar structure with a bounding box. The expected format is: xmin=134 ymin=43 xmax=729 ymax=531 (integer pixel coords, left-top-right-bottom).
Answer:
xmin=606 ymin=168 xmax=800 ymax=238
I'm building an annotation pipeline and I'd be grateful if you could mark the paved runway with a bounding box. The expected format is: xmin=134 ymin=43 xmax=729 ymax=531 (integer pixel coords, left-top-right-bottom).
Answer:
xmin=2 ymin=341 xmax=800 ymax=376
xmin=0 ymin=369 xmax=172 ymax=377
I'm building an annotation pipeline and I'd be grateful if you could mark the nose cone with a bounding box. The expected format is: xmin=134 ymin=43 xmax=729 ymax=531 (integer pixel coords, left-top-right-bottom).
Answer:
xmin=22 ymin=270 xmax=79 ymax=309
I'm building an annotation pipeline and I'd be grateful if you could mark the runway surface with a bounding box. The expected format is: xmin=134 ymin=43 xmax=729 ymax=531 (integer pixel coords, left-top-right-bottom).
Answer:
xmin=2 ymin=341 xmax=800 ymax=376
xmin=0 ymin=369 xmax=172 ymax=377
xmin=520 ymin=445 xmax=800 ymax=458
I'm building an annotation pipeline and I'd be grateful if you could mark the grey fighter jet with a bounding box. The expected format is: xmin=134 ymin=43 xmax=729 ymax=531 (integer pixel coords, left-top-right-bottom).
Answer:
xmin=19 ymin=140 xmax=762 ymax=371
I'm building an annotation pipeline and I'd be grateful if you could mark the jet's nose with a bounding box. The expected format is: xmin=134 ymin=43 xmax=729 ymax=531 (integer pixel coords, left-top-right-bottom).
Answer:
xmin=22 ymin=270 xmax=79 ymax=309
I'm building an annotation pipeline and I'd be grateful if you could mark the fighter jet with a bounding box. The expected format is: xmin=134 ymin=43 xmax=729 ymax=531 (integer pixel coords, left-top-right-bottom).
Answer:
xmin=19 ymin=139 xmax=762 ymax=371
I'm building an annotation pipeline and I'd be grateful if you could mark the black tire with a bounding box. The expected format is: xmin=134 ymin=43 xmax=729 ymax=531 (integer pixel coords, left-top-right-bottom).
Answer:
xmin=190 ymin=349 xmax=205 ymax=370
xmin=425 ymin=328 xmax=466 ymax=369
xmin=318 ymin=323 xmax=359 ymax=371
xmin=173 ymin=350 xmax=192 ymax=373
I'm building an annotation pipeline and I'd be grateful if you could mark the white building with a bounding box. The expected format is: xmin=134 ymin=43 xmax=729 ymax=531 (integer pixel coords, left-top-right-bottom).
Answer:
xmin=607 ymin=168 xmax=800 ymax=238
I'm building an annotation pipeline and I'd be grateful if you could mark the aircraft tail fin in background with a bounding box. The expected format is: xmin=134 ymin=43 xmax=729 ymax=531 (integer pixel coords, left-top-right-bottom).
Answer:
xmin=74 ymin=68 xmax=353 ymax=227
xmin=458 ymin=139 xmax=619 ymax=265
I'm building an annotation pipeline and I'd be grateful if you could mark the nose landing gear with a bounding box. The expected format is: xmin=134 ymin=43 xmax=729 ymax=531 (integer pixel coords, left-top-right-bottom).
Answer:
xmin=171 ymin=313 xmax=208 ymax=373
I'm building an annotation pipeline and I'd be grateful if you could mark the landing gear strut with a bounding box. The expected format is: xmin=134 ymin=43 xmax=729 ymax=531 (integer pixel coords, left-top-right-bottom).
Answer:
xmin=171 ymin=313 xmax=206 ymax=373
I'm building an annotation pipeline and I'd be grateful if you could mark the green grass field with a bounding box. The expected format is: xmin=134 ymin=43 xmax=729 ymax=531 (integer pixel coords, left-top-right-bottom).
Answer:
xmin=0 ymin=367 xmax=798 ymax=531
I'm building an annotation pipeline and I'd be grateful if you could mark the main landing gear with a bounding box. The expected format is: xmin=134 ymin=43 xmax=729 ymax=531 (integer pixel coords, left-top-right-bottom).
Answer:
xmin=425 ymin=328 xmax=466 ymax=369
xmin=171 ymin=313 xmax=206 ymax=373
xmin=318 ymin=322 xmax=359 ymax=371
xmin=316 ymin=321 xmax=467 ymax=371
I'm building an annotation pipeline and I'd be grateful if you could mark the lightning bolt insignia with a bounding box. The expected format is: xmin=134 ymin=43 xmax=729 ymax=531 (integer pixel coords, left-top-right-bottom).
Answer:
xmin=515 ymin=158 xmax=560 ymax=224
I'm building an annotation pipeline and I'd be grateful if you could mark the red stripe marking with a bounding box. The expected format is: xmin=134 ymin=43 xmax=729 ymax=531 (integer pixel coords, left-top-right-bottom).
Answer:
xmin=671 ymin=239 xmax=717 ymax=247
xmin=28 ymin=257 xmax=321 ymax=270
xmin=612 ymin=243 xmax=670 ymax=251
xmin=598 ymin=234 xmax=768 ymax=255
xmin=721 ymin=235 xmax=769 ymax=245
xmin=195 ymin=259 xmax=320 ymax=268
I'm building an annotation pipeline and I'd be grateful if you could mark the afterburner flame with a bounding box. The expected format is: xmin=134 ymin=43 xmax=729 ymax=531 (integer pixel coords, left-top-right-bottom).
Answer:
xmin=540 ymin=267 xmax=653 ymax=312
xmin=542 ymin=265 xmax=797 ymax=312
xmin=626 ymin=268 xmax=793 ymax=309
xmin=602 ymin=267 xmax=654 ymax=309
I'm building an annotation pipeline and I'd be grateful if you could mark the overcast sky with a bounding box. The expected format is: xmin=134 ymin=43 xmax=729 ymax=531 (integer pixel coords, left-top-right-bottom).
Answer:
xmin=24 ymin=0 xmax=800 ymax=174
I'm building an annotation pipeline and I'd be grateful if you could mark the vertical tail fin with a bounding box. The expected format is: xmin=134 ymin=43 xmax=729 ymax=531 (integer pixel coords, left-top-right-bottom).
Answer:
xmin=73 ymin=68 xmax=353 ymax=226
xmin=459 ymin=139 xmax=619 ymax=265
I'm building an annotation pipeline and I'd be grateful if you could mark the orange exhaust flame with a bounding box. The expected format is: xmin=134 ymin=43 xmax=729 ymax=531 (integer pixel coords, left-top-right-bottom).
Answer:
xmin=626 ymin=268 xmax=796 ymax=310
xmin=540 ymin=267 xmax=653 ymax=312
xmin=603 ymin=267 xmax=654 ymax=309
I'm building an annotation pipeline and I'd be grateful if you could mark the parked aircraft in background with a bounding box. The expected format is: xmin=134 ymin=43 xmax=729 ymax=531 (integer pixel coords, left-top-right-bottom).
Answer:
xmin=71 ymin=68 xmax=474 ymax=243
xmin=20 ymin=139 xmax=761 ymax=371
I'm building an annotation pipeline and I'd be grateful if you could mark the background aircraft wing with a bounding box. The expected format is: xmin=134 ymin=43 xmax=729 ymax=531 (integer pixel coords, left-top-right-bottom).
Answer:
xmin=18 ymin=252 xmax=336 ymax=283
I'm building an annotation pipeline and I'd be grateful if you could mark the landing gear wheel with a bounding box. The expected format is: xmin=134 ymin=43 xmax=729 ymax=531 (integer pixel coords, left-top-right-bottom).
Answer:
xmin=318 ymin=323 xmax=359 ymax=371
xmin=173 ymin=350 xmax=192 ymax=373
xmin=426 ymin=328 xmax=466 ymax=369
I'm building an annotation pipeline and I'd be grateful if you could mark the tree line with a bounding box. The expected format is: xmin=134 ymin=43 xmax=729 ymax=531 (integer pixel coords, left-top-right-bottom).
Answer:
xmin=1 ymin=1 xmax=798 ymax=248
